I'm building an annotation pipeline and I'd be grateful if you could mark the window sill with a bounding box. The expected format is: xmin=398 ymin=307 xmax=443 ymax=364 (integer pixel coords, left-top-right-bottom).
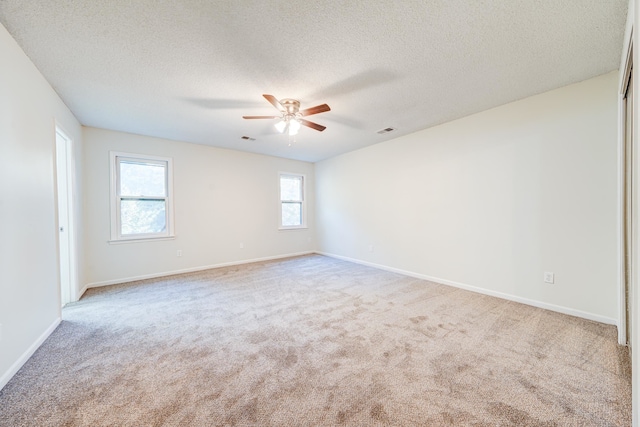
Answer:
xmin=108 ymin=236 xmax=176 ymax=245
xmin=278 ymin=226 xmax=308 ymax=231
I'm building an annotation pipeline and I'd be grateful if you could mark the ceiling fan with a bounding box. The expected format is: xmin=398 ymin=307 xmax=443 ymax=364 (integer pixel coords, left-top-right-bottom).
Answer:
xmin=243 ymin=94 xmax=330 ymax=135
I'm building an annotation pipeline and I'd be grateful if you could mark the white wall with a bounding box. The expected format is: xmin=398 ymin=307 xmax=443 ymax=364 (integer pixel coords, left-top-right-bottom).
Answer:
xmin=82 ymin=127 xmax=315 ymax=287
xmin=0 ymin=23 xmax=83 ymax=389
xmin=316 ymin=72 xmax=619 ymax=323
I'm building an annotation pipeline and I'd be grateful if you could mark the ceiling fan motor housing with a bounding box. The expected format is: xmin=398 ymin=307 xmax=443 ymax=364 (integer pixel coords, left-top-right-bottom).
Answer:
xmin=280 ymin=99 xmax=301 ymax=116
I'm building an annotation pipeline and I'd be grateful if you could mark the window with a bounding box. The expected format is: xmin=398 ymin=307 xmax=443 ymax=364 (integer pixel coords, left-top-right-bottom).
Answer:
xmin=110 ymin=152 xmax=174 ymax=241
xmin=279 ymin=173 xmax=306 ymax=229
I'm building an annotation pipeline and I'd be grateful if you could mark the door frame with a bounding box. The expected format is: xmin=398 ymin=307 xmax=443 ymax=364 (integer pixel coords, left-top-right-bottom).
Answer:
xmin=619 ymin=33 xmax=634 ymax=345
xmin=54 ymin=124 xmax=78 ymax=306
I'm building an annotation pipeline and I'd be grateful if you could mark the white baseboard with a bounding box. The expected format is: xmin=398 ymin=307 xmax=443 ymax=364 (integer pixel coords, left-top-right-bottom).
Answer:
xmin=0 ymin=317 xmax=61 ymax=391
xmin=83 ymin=249 xmax=616 ymax=325
xmin=318 ymin=251 xmax=617 ymax=326
xmin=78 ymin=284 xmax=89 ymax=299
xmin=84 ymin=251 xmax=315 ymax=289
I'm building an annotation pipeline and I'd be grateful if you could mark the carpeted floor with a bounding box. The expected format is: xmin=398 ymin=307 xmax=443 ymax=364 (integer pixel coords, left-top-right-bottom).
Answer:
xmin=0 ymin=255 xmax=631 ymax=426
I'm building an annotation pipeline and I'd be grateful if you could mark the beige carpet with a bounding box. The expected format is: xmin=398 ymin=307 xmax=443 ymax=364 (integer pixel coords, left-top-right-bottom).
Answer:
xmin=0 ymin=255 xmax=631 ymax=426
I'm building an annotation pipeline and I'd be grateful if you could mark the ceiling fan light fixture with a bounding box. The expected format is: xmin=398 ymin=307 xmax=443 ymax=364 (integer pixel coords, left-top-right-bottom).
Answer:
xmin=274 ymin=119 xmax=287 ymax=133
xmin=289 ymin=118 xmax=301 ymax=136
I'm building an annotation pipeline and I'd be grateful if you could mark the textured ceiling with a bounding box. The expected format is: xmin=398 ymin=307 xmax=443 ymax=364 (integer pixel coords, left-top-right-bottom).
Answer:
xmin=0 ymin=1 xmax=629 ymax=162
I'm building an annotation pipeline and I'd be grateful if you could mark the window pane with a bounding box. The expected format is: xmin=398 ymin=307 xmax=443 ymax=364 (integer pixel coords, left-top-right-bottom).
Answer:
xmin=282 ymin=202 xmax=302 ymax=227
xmin=280 ymin=176 xmax=302 ymax=201
xmin=121 ymin=199 xmax=166 ymax=235
xmin=120 ymin=161 xmax=166 ymax=197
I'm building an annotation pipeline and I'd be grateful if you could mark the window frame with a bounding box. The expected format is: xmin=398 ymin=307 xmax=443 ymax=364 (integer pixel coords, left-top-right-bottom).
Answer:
xmin=109 ymin=151 xmax=175 ymax=243
xmin=278 ymin=172 xmax=307 ymax=230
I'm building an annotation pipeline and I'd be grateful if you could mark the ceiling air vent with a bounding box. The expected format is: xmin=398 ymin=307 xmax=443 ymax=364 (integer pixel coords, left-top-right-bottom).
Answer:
xmin=376 ymin=127 xmax=396 ymax=135
xmin=241 ymin=136 xmax=256 ymax=141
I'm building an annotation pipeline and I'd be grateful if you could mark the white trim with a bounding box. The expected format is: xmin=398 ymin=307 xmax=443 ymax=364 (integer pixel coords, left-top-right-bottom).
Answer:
xmin=54 ymin=124 xmax=79 ymax=306
xmin=629 ymin=2 xmax=639 ymax=426
xmin=54 ymin=123 xmax=80 ymax=302
xmin=84 ymin=251 xmax=314 ymax=289
xmin=278 ymin=172 xmax=307 ymax=229
xmin=108 ymin=236 xmax=176 ymax=245
xmin=0 ymin=318 xmax=61 ymax=391
xmin=318 ymin=251 xmax=617 ymax=326
xmin=109 ymin=151 xmax=175 ymax=242
xmin=66 ymin=131 xmax=79 ymax=304
xmin=79 ymin=283 xmax=89 ymax=299
xmin=618 ymin=21 xmax=635 ymax=346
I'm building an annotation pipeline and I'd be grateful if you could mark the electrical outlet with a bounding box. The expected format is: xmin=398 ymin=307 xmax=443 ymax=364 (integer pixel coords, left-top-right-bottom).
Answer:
xmin=239 ymin=242 xmax=244 ymax=249
xmin=368 ymin=244 xmax=374 ymax=252
xmin=176 ymin=250 xmax=182 ymax=257
xmin=544 ymin=272 xmax=554 ymax=284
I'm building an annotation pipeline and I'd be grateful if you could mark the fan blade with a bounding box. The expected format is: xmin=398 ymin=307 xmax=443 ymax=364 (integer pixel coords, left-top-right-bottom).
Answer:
xmin=242 ymin=115 xmax=279 ymax=119
xmin=263 ymin=94 xmax=285 ymax=112
xmin=300 ymin=103 xmax=331 ymax=117
xmin=299 ymin=119 xmax=326 ymax=132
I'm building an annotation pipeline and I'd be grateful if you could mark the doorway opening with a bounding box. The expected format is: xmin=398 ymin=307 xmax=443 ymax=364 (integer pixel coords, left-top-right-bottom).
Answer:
xmin=55 ymin=127 xmax=76 ymax=307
